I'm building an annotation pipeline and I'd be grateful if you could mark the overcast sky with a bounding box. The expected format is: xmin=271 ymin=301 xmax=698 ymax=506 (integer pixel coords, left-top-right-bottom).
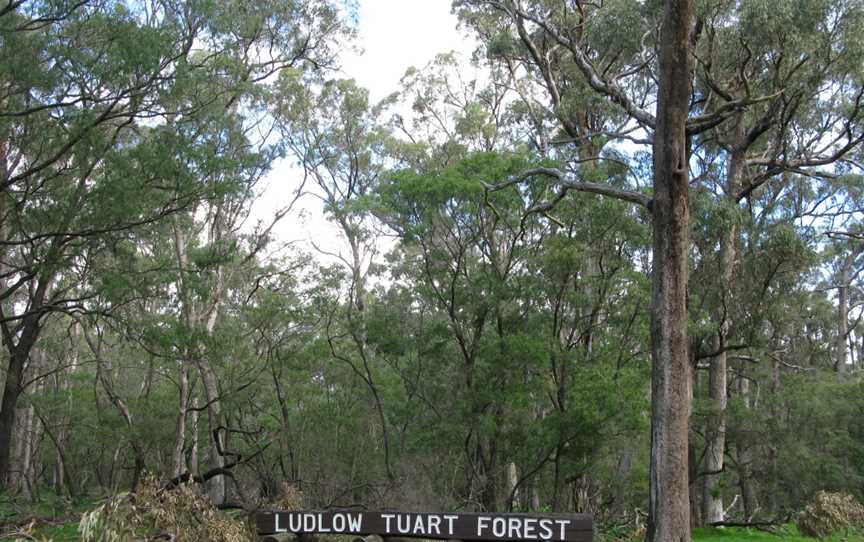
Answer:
xmin=250 ymin=0 xmax=474 ymax=261
xmin=340 ymin=1 xmax=469 ymax=101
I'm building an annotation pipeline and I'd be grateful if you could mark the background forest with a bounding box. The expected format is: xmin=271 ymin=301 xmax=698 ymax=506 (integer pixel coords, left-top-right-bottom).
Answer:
xmin=1 ymin=0 xmax=864 ymax=540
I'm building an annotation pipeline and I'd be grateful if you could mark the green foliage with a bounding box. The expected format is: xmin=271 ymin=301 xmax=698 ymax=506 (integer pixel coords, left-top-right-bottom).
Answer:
xmin=5 ymin=0 xmax=864 ymax=535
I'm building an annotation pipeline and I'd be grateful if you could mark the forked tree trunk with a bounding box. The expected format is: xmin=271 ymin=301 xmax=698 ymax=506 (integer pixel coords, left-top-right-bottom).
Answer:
xmin=648 ymin=1 xmax=696 ymax=540
xmin=172 ymin=215 xmax=227 ymax=504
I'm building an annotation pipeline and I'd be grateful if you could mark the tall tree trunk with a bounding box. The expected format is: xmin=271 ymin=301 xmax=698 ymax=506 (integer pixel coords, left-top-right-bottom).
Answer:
xmin=506 ymin=462 xmax=519 ymax=510
xmin=172 ymin=363 xmax=190 ymax=477
xmin=190 ymin=397 xmax=200 ymax=477
xmin=836 ymin=254 xmax=854 ymax=373
xmin=35 ymin=405 xmax=75 ymax=498
xmin=702 ymin=340 xmax=726 ymax=524
xmin=109 ymin=445 xmax=121 ymax=492
xmin=688 ymin=439 xmax=699 ymax=530
xmin=767 ymin=354 xmax=781 ymax=516
xmin=11 ymin=406 xmax=25 ymax=492
xmin=0 ymin=156 xmax=85 ymax=488
xmin=477 ymin=435 xmax=499 ymax=511
xmin=0 ymin=345 xmax=33 ymax=486
xmin=702 ymin=128 xmax=744 ymax=525
xmin=198 ymin=360 xmax=226 ymax=504
xmin=735 ymin=373 xmax=758 ymax=520
xmin=172 ymin=215 xmax=228 ymax=503
xmin=552 ymin=443 xmax=565 ymax=512
xmin=648 ymin=1 xmax=696 ymax=540
xmin=19 ymin=405 xmax=35 ymax=499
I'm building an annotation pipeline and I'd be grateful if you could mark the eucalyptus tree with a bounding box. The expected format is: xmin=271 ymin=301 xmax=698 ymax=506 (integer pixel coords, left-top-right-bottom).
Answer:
xmin=0 ymin=0 xmax=200 ymax=488
xmin=378 ymin=152 xmax=544 ymax=510
xmin=392 ymin=53 xmax=516 ymax=162
xmin=454 ymin=2 xmax=704 ymax=538
xmin=376 ymin=48 xmax=652 ymax=513
xmin=273 ymin=76 xmax=400 ymax=483
xmin=687 ymin=1 xmax=864 ymax=521
xmin=822 ymin=179 xmax=864 ymax=372
xmin=831 ymin=232 xmax=864 ymax=372
xmin=273 ymin=55 xmax=556 ymax=501
xmin=454 ymin=0 xmax=864 ymax=537
xmin=165 ymin=115 xmax=277 ymax=504
xmin=0 ymin=0 xmax=350 ymax=490
xmin=374 ymin=149 xmax=645 ymax=515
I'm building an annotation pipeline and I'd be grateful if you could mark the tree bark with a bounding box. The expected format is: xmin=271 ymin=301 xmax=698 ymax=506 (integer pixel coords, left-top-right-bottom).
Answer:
xmin=767 ymin=353 xmax=781 ymax=516
xmin=702 ymin=339 xmax=726 ymax=525
xmin=190 ymin=397 xmax=200 ymax=477
xmin=506 ymin=461 xmax=519 ymax=510
xmin=735 ymin=373 xmax=758 ymax=520
xmin=648 ymin=1 xmax=696 ymax=541
xmin=0 ymin=342 xmax=36 ymax=486
xmin=198 ymin=360 xmax=226 ymax=504
xmin=836 ymin=251 xmax=858 ymax=373
xmin=702 ymin=119 xmax=745 ymax=525
xmin=19 ymin=405 xmax=35 ymax=499
xmin=172 ymin=363 xmax=190 ymax=477
xmin=11 ymin=404 xmax=26 ymax=492
xmin=172 ymin=215 xmax=227 ymax=504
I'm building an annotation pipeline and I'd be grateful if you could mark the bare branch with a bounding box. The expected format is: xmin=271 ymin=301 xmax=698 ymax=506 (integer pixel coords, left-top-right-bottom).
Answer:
xmin=485 ymin=166 xmax=652 ymax=210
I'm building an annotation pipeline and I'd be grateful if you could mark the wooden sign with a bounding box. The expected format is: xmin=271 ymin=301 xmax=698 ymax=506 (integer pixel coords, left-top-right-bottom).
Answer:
xmin=256 ymin=510 xmax=592 ymax=542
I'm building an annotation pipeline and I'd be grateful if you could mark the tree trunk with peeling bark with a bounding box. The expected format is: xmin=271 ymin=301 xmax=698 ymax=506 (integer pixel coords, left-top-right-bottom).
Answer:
xmin=648 ymin=1 xmax=696 ymax=540
xmin=702 ymin=131 xmax=745 ymax=525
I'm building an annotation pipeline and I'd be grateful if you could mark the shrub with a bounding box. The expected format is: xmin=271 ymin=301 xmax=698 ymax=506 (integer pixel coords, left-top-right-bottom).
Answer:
xmin=79 ymin=475 xmax=254 ymax=542
xmin=273 ymin=482 xmax=305 ymax=511
xmin=796 ymin=490 xmax=864 ymax=538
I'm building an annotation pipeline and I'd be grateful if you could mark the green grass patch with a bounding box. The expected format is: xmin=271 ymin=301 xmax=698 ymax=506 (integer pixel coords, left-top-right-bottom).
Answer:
xmin=28 ymin=520 xmax=80 ymax=541
xmin=693 ymin=524 xmax=863 ymax=541
xmin=0 ymin=491 xmax=94 ymax=541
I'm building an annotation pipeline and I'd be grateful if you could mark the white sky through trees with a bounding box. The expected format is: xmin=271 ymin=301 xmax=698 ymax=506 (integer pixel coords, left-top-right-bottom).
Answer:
xmin=252 ymin=0 xmax=474 ymax=261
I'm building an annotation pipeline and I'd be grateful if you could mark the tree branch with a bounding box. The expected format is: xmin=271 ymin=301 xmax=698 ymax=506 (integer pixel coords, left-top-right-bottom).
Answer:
xmin=485 ymin=167 xmax=652 ymax=210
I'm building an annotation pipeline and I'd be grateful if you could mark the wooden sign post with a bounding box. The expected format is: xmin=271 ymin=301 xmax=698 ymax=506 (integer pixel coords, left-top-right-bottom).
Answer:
xmin=256 ymin=510 xmax=592 ymax=542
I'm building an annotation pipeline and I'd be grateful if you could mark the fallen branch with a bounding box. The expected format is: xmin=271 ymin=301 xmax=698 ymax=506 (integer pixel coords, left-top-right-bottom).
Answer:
xmin=708 ymin=517 xmax=790 ymax=529
xmin=163 ymin=467 xmax=238 ymax=491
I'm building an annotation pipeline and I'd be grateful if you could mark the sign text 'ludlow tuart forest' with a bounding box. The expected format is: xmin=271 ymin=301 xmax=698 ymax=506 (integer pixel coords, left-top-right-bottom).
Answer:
xmin=256 ymin=510 xmax=593 ymax=542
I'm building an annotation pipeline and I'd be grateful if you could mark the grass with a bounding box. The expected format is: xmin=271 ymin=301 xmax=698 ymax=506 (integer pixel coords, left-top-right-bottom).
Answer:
xmin=692 ymin=524 xmax=863 ymax=541
xmin=24 ymin=520 xmax=80 ymax=541
xmin=0 ymin=491 xmax=93 ymax=541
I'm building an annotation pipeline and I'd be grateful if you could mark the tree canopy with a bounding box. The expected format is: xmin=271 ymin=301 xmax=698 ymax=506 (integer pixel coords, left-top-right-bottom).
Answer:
xmin=1 ymin=2 xmax=864 ymax=542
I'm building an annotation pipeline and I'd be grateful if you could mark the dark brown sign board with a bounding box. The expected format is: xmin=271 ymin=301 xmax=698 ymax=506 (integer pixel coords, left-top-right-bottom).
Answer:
xmin=256 ymin=511 xmax=592 ymax=542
